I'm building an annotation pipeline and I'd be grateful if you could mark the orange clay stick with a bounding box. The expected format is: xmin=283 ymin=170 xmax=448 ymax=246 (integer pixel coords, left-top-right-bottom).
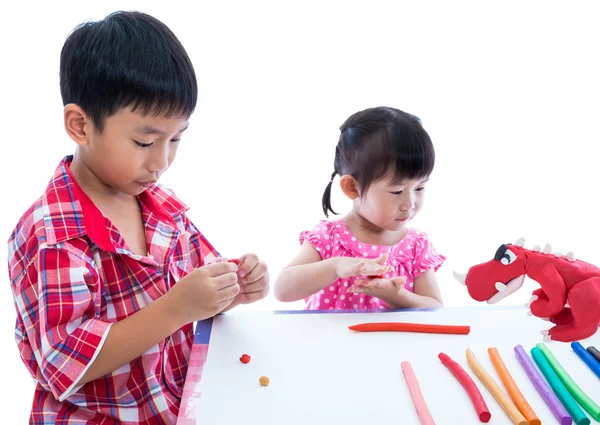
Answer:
xmin=488 ymin=348 xmax=541 ymax=425
xmin=466 ymin=348 xmax=528 ymax=425
xmin=348 ymin=322 xmax=470 ymax=334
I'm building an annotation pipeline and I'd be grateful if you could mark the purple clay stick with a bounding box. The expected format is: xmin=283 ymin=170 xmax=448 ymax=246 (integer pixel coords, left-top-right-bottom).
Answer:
xmin=514 ymin=345 xmax=572 ymax=425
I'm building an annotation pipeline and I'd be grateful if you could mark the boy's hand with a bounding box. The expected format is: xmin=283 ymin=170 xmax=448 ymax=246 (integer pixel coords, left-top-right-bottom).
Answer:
xmin=233 ymin=253 xmax=270 ymax=305
xmin=168 ymin=261 xmax=240 ymax=323
xmin=335 ymin=253 xmax=393 ymax=279
xmin=349 ymin=275 xmax=407 ymax=303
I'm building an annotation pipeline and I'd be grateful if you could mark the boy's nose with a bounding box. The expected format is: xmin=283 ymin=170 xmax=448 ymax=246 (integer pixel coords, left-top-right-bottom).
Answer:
xmin=148 ymin=145 xmax=170 ymax=172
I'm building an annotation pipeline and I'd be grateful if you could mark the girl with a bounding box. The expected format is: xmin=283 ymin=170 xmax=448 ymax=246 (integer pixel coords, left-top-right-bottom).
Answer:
xmin=274 ymin=106 xmax=445 ymax=310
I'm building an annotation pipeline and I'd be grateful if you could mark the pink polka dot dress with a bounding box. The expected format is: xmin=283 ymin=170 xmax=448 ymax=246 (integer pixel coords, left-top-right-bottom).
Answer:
xmin=299 ymin=219 xmax=445 ymax=310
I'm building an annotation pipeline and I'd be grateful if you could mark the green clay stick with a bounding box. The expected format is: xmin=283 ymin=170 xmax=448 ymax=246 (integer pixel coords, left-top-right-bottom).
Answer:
xmin=537 ymin=343 xmax=600 ymax=421
xmin=531 ymin=347 xmax=589 ymax=425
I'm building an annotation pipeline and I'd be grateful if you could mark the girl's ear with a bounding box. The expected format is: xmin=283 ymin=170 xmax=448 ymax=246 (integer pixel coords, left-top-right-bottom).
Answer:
xmin=340 ymin=175 xmax=359 ymax=200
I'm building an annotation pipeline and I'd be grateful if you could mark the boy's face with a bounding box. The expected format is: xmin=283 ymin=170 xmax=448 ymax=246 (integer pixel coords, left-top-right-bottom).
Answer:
xmin=81 ymin=108 xmax=189 ymax=196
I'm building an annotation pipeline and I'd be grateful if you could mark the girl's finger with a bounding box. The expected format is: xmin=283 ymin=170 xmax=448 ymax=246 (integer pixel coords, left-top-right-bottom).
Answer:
xmin=392 ymin=276 xmax=407 ymax=288
xmin=373 ymin=253 xmax=389 ymax=265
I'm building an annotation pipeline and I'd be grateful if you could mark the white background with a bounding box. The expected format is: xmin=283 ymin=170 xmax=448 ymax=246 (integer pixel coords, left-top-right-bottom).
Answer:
xmin=1 ymin=0 xmax=599 ymax=422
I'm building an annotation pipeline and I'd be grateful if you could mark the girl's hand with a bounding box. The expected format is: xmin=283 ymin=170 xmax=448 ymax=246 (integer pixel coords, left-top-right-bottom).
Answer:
xmin=335 ymin=253 xmax=393 ymax=279
xmin=349 ymin=275 xmax=407 ymax=303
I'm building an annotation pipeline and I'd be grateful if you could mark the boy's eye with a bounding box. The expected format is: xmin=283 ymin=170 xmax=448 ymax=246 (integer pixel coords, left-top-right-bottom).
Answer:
xmin=134 ymin=140 xmax=153 ymax=148
xmin=170 ymin=138 xmax=181 ymax=143
xmin=390 ymin=190 xmax=402 ymax=195
xmin=416 ymin=187 xmax=425 ymax=192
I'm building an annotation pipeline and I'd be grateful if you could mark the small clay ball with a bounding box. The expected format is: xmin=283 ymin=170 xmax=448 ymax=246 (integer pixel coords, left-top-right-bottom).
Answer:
xmin=259 ymin=376 xmax=270 ymax=386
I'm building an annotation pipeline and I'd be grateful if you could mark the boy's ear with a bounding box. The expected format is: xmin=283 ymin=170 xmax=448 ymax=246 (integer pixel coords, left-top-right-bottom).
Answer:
xmin=64 ymin=104 xmax=93 ymax=146
xmin=340 ymin=175 xmax=359 ymax=200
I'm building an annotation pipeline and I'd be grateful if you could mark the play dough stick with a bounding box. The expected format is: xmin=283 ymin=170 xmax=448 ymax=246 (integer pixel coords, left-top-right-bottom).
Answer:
xmin=488 ymin=347 xmax=540 ymax=425
xmin=438 ymin=352 xmax=491 ymax=422
xmin=514 ymin=345 xmax=572 ymax=425
xmin=531 ymin=347 xmax=590 ymax=425
xmin=571 ymin=342 xmax=600 ymax=379
xmin=466 ymin=348 xmax=528 ymax=425
xmin=401 ymin=361 xmax=436 ymax=425
xmin=586 ymin=346 xmax=600 ymax=365
xmin=348 ymin=322 xmax=470 ymax=334
xmin=537 ymin=343 xmax=600 ymax=421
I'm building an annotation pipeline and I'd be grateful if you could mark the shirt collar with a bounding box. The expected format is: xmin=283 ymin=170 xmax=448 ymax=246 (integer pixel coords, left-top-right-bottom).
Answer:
xmin=43 ymin=156 xmax=188 ymax=251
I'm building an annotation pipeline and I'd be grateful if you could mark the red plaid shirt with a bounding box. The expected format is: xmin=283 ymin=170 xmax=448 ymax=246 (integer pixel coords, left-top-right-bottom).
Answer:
xmin=8 ymin=156 xmax=219 ymax=424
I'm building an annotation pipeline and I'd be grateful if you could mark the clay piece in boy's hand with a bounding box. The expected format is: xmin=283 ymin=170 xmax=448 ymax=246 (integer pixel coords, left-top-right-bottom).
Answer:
xmin=239 ymin=354 xmax=251 ymax=364
xmin=259 ymin=376 xmax=270 ymax=386
xmin=228 ymin=259 xmax=240 ymax=265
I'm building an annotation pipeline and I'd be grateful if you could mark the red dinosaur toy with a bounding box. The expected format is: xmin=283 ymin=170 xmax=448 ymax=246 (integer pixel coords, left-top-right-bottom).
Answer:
xmin=453 ymin=238 xmax=600 ymax=342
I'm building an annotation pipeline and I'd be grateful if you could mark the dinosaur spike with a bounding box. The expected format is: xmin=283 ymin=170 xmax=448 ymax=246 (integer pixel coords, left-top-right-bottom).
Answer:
xmin=532 ymin=245 xmax=541 ymax=252
xmin=452 ymin=271 xmax=467 ymax=286
xmin=554 ymin=252 xmax=562 ymax=258
xmin=542 ymin=243 xmax=552 ymax=254
xmin=566 ymin=252 xmax=576 ymax=262
xmin=515 ymin=237 xmax=525 ymax=247
xmin=525 ymin=294 xmax=538 ymax=308
xmin=495 ymin=282 xmax=507 ymax=292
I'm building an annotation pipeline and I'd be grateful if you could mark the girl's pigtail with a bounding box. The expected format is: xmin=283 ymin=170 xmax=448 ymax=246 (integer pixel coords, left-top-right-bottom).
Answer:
xmin=321 ymin=170 xmax=338 ymax=217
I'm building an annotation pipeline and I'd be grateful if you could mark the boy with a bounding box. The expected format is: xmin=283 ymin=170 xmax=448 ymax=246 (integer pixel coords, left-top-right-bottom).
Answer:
xmin=8 ymin=11 xmax=269 ymax=424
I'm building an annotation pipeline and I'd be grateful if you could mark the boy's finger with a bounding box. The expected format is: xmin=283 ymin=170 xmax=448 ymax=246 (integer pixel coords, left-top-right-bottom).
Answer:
xmin=203 ymin=261 xmax=238 ymax=277
xmin=217 ymin=281 xmax=240 ymax=301
xmin=240 ymin=287 xmax=269 ymax=303
xmin=240 ymin=274 xmax=269 ymax=293
xmin=238 ymin=253 xmax=259 ymax=278
xmin=214 ymin=272 xmax=239 ymax=290
xmin=241 ymin=262 xmax=268 ymax=284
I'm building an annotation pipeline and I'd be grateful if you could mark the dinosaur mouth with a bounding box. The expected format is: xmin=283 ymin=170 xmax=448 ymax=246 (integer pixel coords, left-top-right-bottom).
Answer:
xmin=486 ymin=275 xmax=526 ymax=304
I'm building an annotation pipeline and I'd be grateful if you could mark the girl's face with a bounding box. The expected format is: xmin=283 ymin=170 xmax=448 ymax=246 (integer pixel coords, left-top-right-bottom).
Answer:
xmin=355 ymin=175 xmax=428 ymax=231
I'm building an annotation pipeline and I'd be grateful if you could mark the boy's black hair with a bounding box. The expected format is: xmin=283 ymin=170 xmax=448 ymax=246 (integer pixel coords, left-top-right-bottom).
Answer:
xmin=60 ymin=11 xmax=197 ymax=131
xmin=322 ymin=106 xmax=435 ymax=217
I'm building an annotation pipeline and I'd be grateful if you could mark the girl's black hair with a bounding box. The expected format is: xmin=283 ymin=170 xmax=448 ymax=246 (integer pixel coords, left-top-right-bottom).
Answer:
xmin=322 ymin=106 xmax=435 ymax=217
xmin=60 ymin=11 xmax=197 ymax=131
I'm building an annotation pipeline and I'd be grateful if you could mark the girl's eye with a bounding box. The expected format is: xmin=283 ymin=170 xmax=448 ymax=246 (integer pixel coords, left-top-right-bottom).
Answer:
xmin=390 ymin=191 xmax=402 ymax=195
xmin=416 ymin=187 xmax=425 ymax=192
xmin=134 ymin=140 xmax=153 ymax=148
xmin=170 ymin=138 xmax=181 ymax=143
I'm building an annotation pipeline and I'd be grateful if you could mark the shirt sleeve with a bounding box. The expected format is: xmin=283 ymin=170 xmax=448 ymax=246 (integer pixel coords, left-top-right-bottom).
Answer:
xmin=12 ymin=246 xmax=111 ymax=402
xmin=299 ymin=220 xmax=335 ymax=260
xmin=410 ymin=232 xmax=446 ymax=279
xmin=183 ymin=215 xmax=220 ymax=267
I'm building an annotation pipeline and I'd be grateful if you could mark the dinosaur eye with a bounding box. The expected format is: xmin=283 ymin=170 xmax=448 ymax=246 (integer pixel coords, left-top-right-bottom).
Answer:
xmin=501 ymin=249 xmax=517 ymax=265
